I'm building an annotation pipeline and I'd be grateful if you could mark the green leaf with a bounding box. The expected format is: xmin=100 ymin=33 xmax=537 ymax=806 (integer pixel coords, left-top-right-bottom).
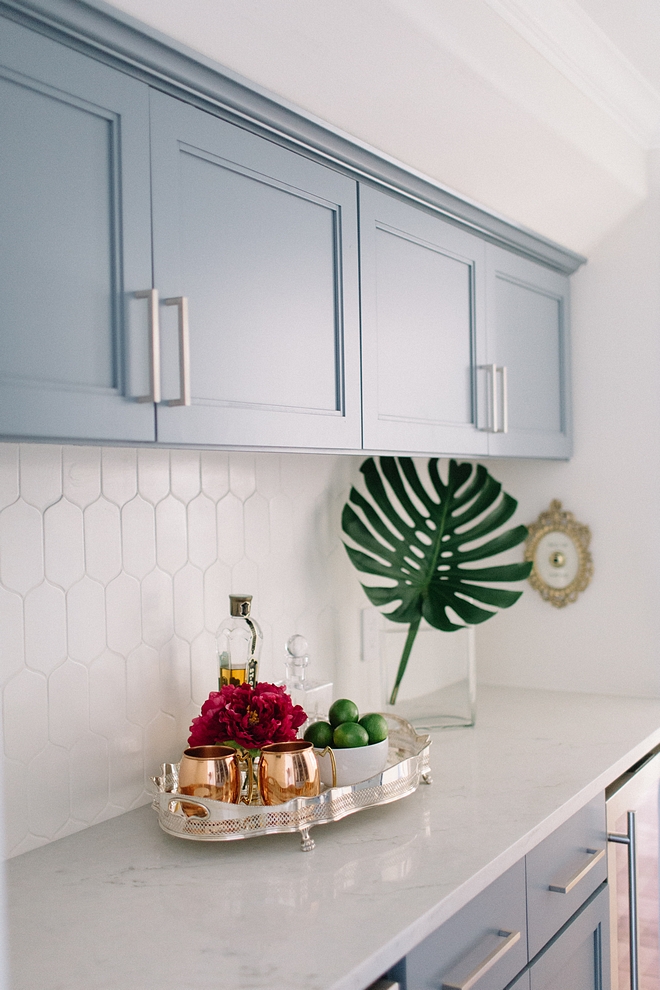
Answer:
xmin=342 ymin=458 xmax=530 ymax=702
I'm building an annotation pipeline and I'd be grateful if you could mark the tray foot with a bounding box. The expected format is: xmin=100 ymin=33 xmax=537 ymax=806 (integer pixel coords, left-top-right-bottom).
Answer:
xmin=300 ymin=827 xmax=315 ymax=852
xmin=421 ymin=768 xmax=433 ymax=785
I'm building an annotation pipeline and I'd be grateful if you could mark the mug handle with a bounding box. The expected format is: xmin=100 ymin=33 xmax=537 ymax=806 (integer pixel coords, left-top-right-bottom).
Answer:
xmin=318 ymin=747 xmax=337 ymax=788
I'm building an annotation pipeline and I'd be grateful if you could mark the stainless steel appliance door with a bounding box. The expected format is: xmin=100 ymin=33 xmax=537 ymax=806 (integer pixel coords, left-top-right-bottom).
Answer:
xmin=606 ymin=748 xmax=660 ymax=990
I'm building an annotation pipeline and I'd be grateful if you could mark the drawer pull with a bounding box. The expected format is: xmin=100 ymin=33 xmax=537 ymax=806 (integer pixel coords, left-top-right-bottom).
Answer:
xmin=441 ymin=929 xmax=520 ymax=990
xmin=548 ymin=846 xmax=605 ymax=893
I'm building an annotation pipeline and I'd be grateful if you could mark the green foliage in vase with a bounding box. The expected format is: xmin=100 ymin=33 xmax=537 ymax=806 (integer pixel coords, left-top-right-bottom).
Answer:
xmin=342 ymin=458 xmax=532 ymax=703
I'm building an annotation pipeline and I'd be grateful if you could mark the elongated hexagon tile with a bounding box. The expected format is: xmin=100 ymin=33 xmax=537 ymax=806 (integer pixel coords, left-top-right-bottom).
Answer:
xmin=203 ymin=560 xmax=231 ymax=635
xmin=20 ymin=444 xmax=62 ymax=510
xmin=231 ymin=558 xmax=259 ymax=598
xmin=126 ymin=643 xmax=161 ymax=727
xmin=24 ymin=582 xmax=67 ymax=678
xmin=244 ymin=492 xmax=270 ymax=563
xmin=255 ymin=453 xmax=281 ymax=499
xmin=216 ymin=493 xmax=244 ymax=566
xmin=144 ymin=711 xmax=179 ymax=776
xmin=141 ymin=567 xmax=174 ymax=649
xmin=269 ymin=494 xmax=294 ymax=558
xmin=27 ymin=742 xmax=70 ymax=838
xmin=3 ymin=757 xmax=28 ymax=854
xmin=0 ymin=499 xmax=43 ymax=594
xmin=190 ymin=630 xmax=216 ymax=706
xmin=108 ymin=720 xmax=144 ymax=809
xmin=67 ymin=577 xmax=106 ymax=663
xmin=44 ymin=498 xmax=84 ymax=590
xmin=156 ymin=495 xmax=188 ymax=574
xmin=159 ymin=636 xmax=191 ymax=718
xmin=106 ymin=572 xmax=142 ymax=656
xmin=0 ymin=444 xmax=19 ymax=511
xmin=137 ymin=448 xmax=170 ymax=505
xmin=3 ymin=668 xmax=48 ymax=762
xmin=88 ymin=649 xmax=127 ymax=739
xmin=121 ymin=495 xmax=156 ymax=579
xmin=62 ymin=446 xmax=101 ymax=509
xmin=229 ymin=453 xmax=256 ymax=501
xmin=173 ymin=563 xmax=204 ymax=642
xmin=84 ymin=497 xmax=122 ymax=584
xmin=0 ymin=586 xmax=24 ymax=687
xmin=70 ymin=732 xmax=109 ymax=823
xmin=48 ymin=660 xmax=89 ymax=749
xmin=101 ymin=447 xmax=137 ymax=506
xmin=201 ymin=450 xmax=229 ymax=501
xmin=187 ymin=493 xmax=217 ymax=570
xmin=170 ymin=449 xmax=200 ymax=502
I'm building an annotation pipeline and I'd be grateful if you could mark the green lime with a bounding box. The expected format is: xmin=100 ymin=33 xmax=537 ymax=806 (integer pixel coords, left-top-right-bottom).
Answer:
xmin=333 ymin=721 xmax=369 ymax=748
xmin=358 ymin=712 xmax=389 ymax=745
xmin=303 ymin=720 xmax=333 ymax=748
xmin=328 ymin=698 xmax=359 ymax=728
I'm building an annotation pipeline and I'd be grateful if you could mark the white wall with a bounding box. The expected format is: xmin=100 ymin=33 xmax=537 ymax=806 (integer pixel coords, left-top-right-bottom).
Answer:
xmin=477 ymin=151 xmax=660 ymax=697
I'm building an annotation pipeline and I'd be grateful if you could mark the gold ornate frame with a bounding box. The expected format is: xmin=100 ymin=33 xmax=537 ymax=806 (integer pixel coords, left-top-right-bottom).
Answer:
xmin=525 ymin=500 xmax=593 ymax=608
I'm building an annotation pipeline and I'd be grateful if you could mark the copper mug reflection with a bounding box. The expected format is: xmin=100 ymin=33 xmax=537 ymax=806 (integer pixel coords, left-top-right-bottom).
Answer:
xmin=258 ymin=740 xmax=321 ymax=805
xmin=178 ymin=745 xmax=243 ymax=807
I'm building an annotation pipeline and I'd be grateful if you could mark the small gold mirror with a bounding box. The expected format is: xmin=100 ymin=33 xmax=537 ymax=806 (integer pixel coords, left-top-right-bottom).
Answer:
xmin=525 ymin=500 xmax=593 ymax=608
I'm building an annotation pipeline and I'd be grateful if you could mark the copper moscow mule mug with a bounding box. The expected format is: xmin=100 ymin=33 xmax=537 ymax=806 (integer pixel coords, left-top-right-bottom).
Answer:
xmin=258 ymin=740 xmax=321 ymax=805
xmin=178 ymin=745 xmax=242 ymax=804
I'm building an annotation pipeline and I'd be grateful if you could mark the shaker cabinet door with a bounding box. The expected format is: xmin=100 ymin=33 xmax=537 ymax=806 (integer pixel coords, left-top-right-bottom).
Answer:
xmin=0 ymin=16 xmax=155 ymax=442
xmin=528 ymin=885 xmax=610 ymax=990
xmin=359 ymin=184 xmax=488 ymax=457
xmin=150 ymin=89 xmax=361 ymax=449
xmin=484 ymin=246 xmax=571 ymax=459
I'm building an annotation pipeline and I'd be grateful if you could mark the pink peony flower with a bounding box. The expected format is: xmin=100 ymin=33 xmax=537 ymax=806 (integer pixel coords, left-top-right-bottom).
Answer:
xmin=188 ymin=682 xmax=307 ymax=752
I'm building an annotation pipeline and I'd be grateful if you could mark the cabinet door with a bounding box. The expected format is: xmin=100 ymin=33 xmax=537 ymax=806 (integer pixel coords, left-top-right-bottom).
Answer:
xmin=529 ymin=884 xmax=610 ymax=990
xmin=0 ymin=17 xmax=155 ymax=441
xmin=404 ymin=860 xmax=527 ymax=990
xmin=359 ymin=185 xmax=488 ymax=456
xmin=484 ymin=246 xmax=571 ymax=459
xmin=150 ymin=90 xmax=361 ymax=449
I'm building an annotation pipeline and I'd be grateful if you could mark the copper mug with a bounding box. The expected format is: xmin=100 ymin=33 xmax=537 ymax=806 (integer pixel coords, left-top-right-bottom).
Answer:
xmin=258 ymin=740 xmax=323 ymax=805
xmin=178 ymin=745 xmax=250 ymax=808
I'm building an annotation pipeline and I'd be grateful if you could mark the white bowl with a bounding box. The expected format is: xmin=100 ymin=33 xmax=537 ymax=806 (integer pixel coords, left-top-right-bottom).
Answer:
xmin=315 ymin=738 xmax=389 ymax=788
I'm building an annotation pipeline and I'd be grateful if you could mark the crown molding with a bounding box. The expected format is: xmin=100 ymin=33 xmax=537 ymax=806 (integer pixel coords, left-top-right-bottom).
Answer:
xmin=484 ymin=0 xmax=660 ymax=148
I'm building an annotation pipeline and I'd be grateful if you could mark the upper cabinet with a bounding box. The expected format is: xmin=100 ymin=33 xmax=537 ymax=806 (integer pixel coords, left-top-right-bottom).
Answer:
xmin=0 ymin=8 xmax=580 ymax=458
xmin=359 ymin=185 xmax=488 ymax=457
xmin=483 ymin=245 xmax=571 ymax=459
xmin=149 ymin=91 xmax=361 ymax=449
xmin=0 ymin=18 xmax=155 ymax=442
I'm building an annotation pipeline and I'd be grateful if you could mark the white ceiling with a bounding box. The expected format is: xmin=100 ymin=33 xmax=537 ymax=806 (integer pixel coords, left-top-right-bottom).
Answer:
xmin=103 ymin=0 xmax=660 ymax=255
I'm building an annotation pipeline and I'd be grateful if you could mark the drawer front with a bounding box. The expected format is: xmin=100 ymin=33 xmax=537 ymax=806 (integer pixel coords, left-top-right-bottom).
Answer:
xmin=528 ymin=884 xmax=610 ymax=990
xmin=526 ymin=794 xmax=607 ymax=959
xmin=404 ymin=859 xmax=527 ymax=990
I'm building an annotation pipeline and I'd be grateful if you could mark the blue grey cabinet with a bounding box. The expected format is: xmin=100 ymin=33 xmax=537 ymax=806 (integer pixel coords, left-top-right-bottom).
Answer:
xmin=359 ymin=185 xmax=488 ymax=457
xmin=528 ymin=885 xmax=610 ymax=990
xmin=483 ymin=246 xmax=571 ymax=459
xmin=149 ymin=90 xmax=361 ymax=449
xmin=0 ymin=17 xmax=155 ymax=441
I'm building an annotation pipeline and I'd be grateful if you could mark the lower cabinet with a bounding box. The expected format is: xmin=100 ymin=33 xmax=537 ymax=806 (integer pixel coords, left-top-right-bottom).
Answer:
xmin=387 ymin=795 xmax=609 ymax=990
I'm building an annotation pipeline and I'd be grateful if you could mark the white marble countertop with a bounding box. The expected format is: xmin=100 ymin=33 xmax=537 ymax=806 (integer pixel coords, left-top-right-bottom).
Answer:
xmin=7 ymin=686 xmax=660 ymax=990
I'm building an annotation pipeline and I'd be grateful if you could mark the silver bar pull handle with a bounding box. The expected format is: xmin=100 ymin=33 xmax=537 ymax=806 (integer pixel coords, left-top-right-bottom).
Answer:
xmin=609 ymin=811 xmax=639 ymax=990
xmin=441 ymin=929 xmax=520 ymax=990
xmin=548 ymin=847 xmax=605 ymax=893
xmin=134 ymin=289 xmax=161 ymax=404
xmin=477 ymin=365 xmax=507 ymax=433
xmin=164 ymin=296 xmax=191 ymax=407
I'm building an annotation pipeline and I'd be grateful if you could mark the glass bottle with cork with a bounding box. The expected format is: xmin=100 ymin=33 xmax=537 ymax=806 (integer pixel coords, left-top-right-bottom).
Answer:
xmin=216 ymin=594 xmax=262 ymax=688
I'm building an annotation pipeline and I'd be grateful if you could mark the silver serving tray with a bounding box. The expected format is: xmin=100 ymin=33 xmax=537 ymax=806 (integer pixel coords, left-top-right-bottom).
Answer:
xmin=151 ymin=715 xmax=431 ymax=850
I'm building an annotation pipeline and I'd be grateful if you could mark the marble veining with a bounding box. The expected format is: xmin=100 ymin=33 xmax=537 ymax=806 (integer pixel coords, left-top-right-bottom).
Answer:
xmin=7 ymin=686 xmax=660 ymax=990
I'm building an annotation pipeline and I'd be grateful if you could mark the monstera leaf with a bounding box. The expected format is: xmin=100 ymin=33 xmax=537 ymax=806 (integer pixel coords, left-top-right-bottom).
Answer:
xmin=342 ymin=458 xmax=532 ymax=703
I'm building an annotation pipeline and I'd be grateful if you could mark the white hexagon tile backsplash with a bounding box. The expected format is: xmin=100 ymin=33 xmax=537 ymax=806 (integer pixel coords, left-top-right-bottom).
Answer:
xmin=0 ymin=443 xmax=369 ymax=857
